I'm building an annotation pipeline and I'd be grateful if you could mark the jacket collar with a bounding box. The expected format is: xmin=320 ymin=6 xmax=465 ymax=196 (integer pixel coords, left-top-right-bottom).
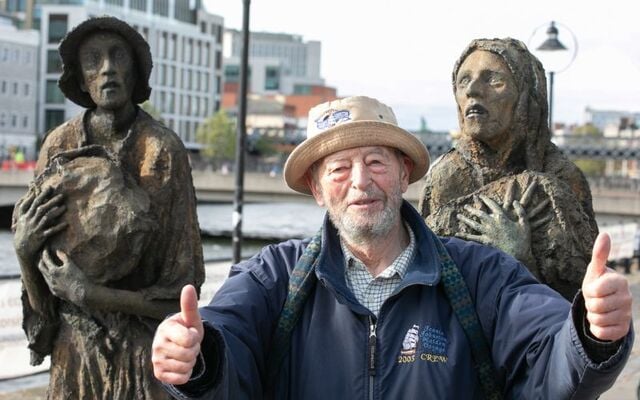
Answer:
xmin=314 ymin=200 xmax=442 ymax=314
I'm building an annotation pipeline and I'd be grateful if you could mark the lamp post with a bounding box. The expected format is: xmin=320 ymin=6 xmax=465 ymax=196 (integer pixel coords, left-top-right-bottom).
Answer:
xmin=232 ymin=0 xmax=251 ymax=264
xmin=530 ymin=21 xmax=577 ymax=133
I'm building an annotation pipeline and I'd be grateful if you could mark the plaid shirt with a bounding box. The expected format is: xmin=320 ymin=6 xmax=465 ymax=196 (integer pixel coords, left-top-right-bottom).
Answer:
xmin=342 ymin=223 xmax=416 ymax=316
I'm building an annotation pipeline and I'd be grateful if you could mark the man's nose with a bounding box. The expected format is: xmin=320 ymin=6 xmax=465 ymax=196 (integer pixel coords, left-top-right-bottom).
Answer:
xmin=351 ymin=163 xmax=371 ymax=190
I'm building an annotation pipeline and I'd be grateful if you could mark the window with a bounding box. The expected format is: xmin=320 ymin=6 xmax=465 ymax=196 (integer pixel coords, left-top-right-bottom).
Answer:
xmin=215 ymin=50 xmax=222 ymax=70
xmin=202 ymin=98 xmax=209 ymax=117
xmin=131 ymin=0 xmax=147 ymax=11
xmin=169 ymin=66 xmax=175 ymax=86
xmin=105 ymin=0 xmax=124 ymax=5
xmin=48 ymin=14 xmax=68 ymax=44
xmin=45 ymin=109 xmax=65 ymax=132
xmin=200 ymin=22 xmax=207 ymax=34
xmin=167 ymin=93 xmax=175 ymax=113
xmin=216 ymin=76 xmax=221 ymax=94
xmin=12 ymin=82 xmax=18 ymax=95
xmin=202 ymin=74 xmax=209 ymax=92
xmin=23 ymin=115 xmax=29 ymax=129
xmin=0 ymin=113 xmax=5 ymax=127
xmin=47 ymin=50 xmax=62 ymax=73
xmin=224 ymin=65 xmax=239 ymax=83
xmin=24 ymin=50 xmax=32 ymax=65
xmin=23 ymin=83 xmax=29 ymax=97
xmin=46 ymin=80 xmax=65 ymax=104
xmin=1 ymin=80 xmax=6 ymax=94
xmin=294 ymin=84 xmax=312 ymax=95
xmin=265 ymin=66 xmax=280 ymax=91
xmin=160 ymin=64 xmax=166 ymax=85
xmin=159 ymin=32 xmax=167 ymax=58
xmin=153 ymin=0 xmax=169 ymax=17
xmin=203 ymin=43 xmax=210 ymax=67
xmin=159 ymin=91 xmax=166 ymax=112
xmin=11 ymin=114 xmax=17 ymax=127
xmin=170 ymin=34 xmax=177 ymax=60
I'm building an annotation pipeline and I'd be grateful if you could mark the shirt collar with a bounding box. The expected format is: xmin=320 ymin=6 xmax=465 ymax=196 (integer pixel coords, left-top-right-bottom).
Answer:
xmin=340 ymin=221 xmax=416 ymax=280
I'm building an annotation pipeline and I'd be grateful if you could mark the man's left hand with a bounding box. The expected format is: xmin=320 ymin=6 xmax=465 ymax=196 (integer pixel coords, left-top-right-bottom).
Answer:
xmin=582 ymin=233 xmax=633 ymax=342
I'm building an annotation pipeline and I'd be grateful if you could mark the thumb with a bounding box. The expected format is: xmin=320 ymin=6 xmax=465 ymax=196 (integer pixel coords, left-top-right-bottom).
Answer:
xmin=584 ymin=232 xmax=611 ymax=284
xmin=180 ymin=285 xmax=203 ymax=334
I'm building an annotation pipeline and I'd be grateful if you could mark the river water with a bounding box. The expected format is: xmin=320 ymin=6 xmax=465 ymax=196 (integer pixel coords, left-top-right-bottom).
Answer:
xmin=0 ymin=202 xmax=326 ymax=277
xmin=1 ymin=201 xmax=636 ymax=277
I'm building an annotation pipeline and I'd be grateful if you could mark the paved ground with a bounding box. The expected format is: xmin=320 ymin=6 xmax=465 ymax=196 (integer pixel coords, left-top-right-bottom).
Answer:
xmin=2 ymin=263 xmax=640 ymax=399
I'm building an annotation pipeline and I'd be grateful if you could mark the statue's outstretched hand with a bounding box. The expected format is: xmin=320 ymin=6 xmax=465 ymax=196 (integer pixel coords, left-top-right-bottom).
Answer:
xmin=582 ymin=233 xmax=632 ymax=341
xmin=13 ymin=186 xmax=67 ymax=261
xmin=456 ymin=179 xmax=551 ymax=265
xmin=152 ymin=285 xmax=204 ymax=385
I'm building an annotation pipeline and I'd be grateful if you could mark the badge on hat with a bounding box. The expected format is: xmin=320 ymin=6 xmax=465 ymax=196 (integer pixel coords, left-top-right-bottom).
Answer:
xmin=315 ymin=109 xmax=351 ymax=131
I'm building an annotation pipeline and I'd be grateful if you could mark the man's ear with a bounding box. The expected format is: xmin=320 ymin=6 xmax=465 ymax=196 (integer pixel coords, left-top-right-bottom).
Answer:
xmin=400 ymin=155 xmax=413 ymax=193
xmin=306 ymin=172 xmax=325 ymax=207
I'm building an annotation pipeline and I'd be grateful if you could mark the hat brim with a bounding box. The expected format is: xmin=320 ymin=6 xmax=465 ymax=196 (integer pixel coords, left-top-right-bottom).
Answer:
xmin=284 ymin=120 xmax=430 ymax=195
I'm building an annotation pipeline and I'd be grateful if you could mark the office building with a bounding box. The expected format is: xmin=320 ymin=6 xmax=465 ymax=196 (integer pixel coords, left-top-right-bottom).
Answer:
xmin=223 ymin=29 xmax=324 ymax=96
xmin=0 ymin=16 xmax=39 ymax=160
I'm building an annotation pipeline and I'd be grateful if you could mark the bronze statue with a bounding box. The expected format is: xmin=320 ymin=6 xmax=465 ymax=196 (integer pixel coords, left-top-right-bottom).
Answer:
xmin=12 ymin=17 xmax=204 ymax=399
xmin=419 ymin=38 xmax=597 ymax=300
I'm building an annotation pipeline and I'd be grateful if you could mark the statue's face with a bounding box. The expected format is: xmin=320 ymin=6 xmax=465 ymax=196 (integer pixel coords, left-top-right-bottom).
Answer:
xmin=78 ymin=31 xmax=136 ymax=110
xmin=454 ymin=50 xmax=518 ymax=150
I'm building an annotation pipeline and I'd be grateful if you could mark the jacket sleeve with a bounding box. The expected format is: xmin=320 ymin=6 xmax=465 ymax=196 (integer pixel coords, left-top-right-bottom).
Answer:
xmin=163 ymin=240 xmax=305 ymax=399
xmin=447 ymin=238 xmax=633 ymax=399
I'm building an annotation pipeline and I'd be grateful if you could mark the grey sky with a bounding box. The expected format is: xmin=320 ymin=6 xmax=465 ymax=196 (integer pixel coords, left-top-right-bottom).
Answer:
xmin=204 ymin=0 xmax=640 ymax=131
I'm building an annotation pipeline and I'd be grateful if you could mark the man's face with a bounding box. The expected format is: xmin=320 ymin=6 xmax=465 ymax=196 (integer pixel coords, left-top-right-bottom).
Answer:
xmin=78 ymin=31 xmax=136 ymax=110
xmin=454 ymin=50 xmax=518 ymax=150
xmin=308 ymin=146 xmax=412 ymax=245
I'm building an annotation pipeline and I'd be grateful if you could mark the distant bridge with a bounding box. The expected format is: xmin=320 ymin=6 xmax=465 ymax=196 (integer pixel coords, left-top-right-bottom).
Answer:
xmin=423 ymin=136 xmax=640 ymax=161
xmin=1 ymin=170 xmax=638 ymax=217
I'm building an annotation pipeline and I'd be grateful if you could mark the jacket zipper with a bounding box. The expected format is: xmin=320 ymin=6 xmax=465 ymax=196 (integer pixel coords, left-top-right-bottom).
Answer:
xmin=368 ymin=315 xmax=377 ymax=400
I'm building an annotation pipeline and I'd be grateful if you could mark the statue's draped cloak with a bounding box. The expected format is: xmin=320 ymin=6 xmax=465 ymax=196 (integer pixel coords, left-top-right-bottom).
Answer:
xmin=419 ymin=143 xmax=597 ymax=300
xmin=421 ymin=38 xmax=598 ymax=300
xmin=21 ymin=109 xmax=204 ymax=399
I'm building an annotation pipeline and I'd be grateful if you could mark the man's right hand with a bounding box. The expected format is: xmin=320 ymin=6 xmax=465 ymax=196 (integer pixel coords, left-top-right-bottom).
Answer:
xmin=152 ymin=285 xmax=205 ymax=385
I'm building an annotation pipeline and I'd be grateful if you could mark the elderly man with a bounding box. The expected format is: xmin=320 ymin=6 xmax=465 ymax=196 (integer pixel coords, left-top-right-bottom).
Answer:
xmin=152 ymin=96 xmax=632 ymax=399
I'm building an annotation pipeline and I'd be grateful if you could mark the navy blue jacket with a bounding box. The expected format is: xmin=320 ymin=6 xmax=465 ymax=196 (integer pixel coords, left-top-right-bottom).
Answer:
xmin=166 ymin=202 xmax=632 ymax=399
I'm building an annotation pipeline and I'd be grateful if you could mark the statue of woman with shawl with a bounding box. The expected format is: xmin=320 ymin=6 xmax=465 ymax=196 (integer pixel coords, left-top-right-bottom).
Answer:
xmin=419 ymin=38 xmax=597 ymax=300
xmin=11 ymin=17 xmax=204 ymax=399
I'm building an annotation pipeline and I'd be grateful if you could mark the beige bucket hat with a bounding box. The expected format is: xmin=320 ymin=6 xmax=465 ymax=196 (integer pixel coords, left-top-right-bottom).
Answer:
xmin=284 ymin=96 xmax=430 ymax=194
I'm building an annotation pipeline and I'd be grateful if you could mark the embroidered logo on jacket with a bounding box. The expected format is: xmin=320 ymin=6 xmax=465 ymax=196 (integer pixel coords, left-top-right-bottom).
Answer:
xmin=397 ymin=324 xmax=448 ymax=364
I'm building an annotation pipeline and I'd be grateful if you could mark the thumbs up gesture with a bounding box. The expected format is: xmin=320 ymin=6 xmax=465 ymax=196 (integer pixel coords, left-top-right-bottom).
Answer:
xmin=582 ymin=233 xmax=633 ymax=342
xmin=152 ymin=285 xmax=205 ymax=384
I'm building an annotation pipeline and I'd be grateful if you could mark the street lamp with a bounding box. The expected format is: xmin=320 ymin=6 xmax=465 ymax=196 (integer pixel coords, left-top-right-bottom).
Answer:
xmin=232 ymin=0 xmax=251 ymax=264
xmin=530 ymin=21 xmax=577 ymax=133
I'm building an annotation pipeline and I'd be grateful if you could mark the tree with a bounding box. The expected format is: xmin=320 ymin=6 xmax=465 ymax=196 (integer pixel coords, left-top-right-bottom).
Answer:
xmin=140 ymin=100 xmax=163 ymax=122
xmin=196 ymin=110 xmax=236 ymax=167
xmin=571 ymin=123 xmax=606 ymax=177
